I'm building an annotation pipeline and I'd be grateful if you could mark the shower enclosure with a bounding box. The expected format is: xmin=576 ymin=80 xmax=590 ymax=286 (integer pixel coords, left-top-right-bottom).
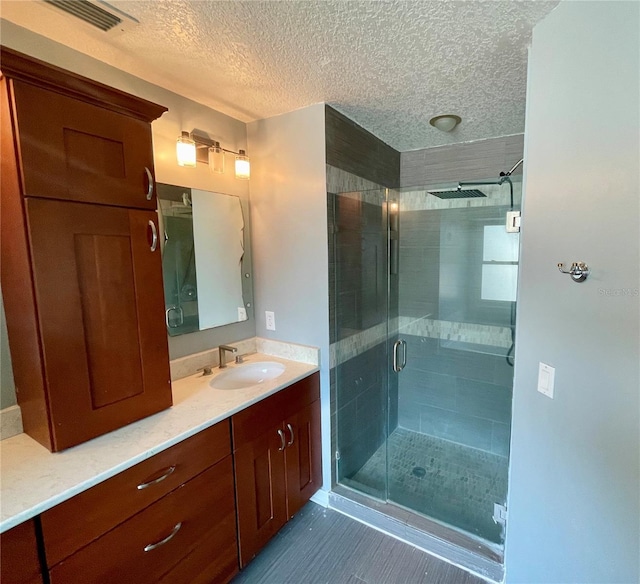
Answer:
xmin=330 ymin=176 xmax=522 ymax=548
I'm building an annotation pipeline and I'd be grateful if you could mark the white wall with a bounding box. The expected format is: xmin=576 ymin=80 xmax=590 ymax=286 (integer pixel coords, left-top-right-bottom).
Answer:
xmin=506 ymin=2 xmax=640 ymax=582
xmin=0 ymin=22 xmax=255 ymax=361
xmin=247 ymin=105 xmax=331 ymax=491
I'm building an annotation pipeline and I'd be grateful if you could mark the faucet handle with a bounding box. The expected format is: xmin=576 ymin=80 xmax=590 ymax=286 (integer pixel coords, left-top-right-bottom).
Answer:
xmin=235 ymin=351 xmax=256 ymax=364
xmin=197 ymin=366 xmax=214 ymax=376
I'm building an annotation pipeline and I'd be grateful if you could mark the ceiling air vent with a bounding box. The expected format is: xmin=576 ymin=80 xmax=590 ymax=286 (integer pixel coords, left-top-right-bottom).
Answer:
xmin=42 ymin=0 xmax=138 ymax=33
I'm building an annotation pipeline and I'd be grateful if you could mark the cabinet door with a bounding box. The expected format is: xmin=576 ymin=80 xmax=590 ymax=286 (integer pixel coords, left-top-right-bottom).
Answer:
xmin=234 ymin=423 xmax=287 ymax=567
xmin=285 ymin=399 xmax=323 ymax=518
xmin=0 ymin=520 xmax=43 ymax=584
xmin=11 ymin=80 xmax=157 ymax=209
xmin=26 ymin=197 xmax=171 ymax=451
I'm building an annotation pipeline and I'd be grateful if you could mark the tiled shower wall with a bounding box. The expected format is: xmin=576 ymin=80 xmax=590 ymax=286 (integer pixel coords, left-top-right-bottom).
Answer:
xmin=398 ymin=336 xmax=514 ymax=457
xmin=397 ymin=137 xmax=524 ymax=458
xmin=400 ymin=134 xmax=524 ymax=188
xmin=328 ymin=121 xmax=524 ymax=481
xmin=326 ymin=106 xmax=400 ymax=486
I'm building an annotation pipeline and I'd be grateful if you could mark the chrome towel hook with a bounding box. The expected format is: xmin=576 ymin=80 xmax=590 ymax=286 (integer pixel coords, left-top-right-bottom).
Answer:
xmin=558 ymin=262 xmax=590 ymax=283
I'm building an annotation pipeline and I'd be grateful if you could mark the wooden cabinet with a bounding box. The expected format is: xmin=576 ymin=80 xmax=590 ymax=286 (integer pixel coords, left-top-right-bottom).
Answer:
xmin=0 ymin=520 xmax=44 ymax=584
xmin=232 ymin=373 xmax=322 ymax=566
xmin=8 ymin=79 xmax=158 ymax=209
xmin=0 ymin=48 xmax=171 ymax=451
xmin=41 ymin=420 xmax=238 ymax=584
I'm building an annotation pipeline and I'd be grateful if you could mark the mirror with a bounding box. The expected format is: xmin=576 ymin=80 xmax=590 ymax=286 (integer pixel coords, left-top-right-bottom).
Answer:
xmin=157 ymin=183 xmax=250 ymax=336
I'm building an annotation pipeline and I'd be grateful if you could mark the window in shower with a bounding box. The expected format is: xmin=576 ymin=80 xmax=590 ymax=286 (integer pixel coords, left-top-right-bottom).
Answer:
xmin=481 ymin=225 xmax=520 ymax=302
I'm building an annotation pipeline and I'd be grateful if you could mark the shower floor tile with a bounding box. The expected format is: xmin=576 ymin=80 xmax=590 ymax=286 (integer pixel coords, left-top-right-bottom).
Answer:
xmin=349 ymin=427 xmax=509 ymax=544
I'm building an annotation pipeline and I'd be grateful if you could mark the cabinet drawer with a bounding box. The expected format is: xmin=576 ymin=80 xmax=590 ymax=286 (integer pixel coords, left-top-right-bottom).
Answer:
xmin=11 ymin=80 xmax=158 ymax=209
xmin=157 ymin=521 xmax=239 ymax=584
xmin=0 ymin=520 xmax=43 ymax=584
xmin=232 ymin=372 xmax=320 ymax=446
xmin=42 ymin=421 xmax=231 ymax=567
xmin=49 ymin=456 xmax=236 ymax=584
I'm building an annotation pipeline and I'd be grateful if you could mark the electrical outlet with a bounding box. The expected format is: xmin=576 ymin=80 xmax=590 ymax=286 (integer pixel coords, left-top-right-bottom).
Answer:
xmin=265 ymin=311 xmax=276 ymax=331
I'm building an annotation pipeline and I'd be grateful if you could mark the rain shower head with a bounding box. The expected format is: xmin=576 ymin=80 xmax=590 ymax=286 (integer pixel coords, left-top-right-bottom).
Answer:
xmin=428 ymin=188 xmax=487 ymax=199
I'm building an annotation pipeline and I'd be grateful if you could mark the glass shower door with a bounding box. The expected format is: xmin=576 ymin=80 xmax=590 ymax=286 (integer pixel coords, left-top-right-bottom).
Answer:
xmin=331 ymin=188 xmax=390 ymax=501
xmin=390 ymin=179 xmax=521 ymax=544
xmin=331 ymin=178 xmax=521 ymax=546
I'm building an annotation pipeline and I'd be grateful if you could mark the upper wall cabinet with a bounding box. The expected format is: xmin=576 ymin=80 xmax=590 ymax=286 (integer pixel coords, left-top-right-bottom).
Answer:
xmin=12 ymin=81 xmax=158 ymax=209
xmin=0 ymin=48 xmax=171 ymax=452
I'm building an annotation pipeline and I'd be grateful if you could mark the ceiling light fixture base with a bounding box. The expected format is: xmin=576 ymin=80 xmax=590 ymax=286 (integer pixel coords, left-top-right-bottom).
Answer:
xmin=429 ymin=114 xmax=462 ymax=132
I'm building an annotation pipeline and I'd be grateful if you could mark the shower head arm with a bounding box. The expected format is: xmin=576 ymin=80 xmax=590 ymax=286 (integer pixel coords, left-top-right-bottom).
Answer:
xmin=458 ymin=179 xmax=504 ymax=187
xmin=502 ymin=158 xmax=524 ymax=177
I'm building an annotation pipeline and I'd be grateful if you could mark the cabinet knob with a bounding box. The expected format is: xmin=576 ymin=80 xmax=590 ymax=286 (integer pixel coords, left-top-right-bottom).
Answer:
xmin=144 ymin=167 xmax=154 ymax=200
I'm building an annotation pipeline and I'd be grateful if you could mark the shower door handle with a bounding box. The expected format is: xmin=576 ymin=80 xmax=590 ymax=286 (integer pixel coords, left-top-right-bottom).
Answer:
xmin=393 ymin=339 xmax=407 ymax=373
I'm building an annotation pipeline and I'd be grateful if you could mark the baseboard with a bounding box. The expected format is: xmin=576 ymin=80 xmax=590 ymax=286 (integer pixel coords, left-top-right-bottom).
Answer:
xmin=311 ymin=488 xmax=330 ymax=507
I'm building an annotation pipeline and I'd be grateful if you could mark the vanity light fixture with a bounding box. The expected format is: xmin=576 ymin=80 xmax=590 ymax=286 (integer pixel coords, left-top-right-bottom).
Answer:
xmin=208 ymin=142 xmax=225 ymax=174
xmin=235 ymin=150 xmax=250 ymax=180
xmin=429 ymin=114 xmax=462 ymax=133
xmin=176 ymin=131 xmax=250 ymax=179
xmin=176 ymin=131 xmax=196 ymax=167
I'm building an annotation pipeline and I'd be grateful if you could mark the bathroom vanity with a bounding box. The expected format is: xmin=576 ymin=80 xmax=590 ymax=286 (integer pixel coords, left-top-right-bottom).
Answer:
xmin=0 ymin=357 xmax=321 ymax=583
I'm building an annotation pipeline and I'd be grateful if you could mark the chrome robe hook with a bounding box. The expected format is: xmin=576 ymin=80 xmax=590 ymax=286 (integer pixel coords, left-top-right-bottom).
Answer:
xmin=558 ymin=262 xmax=590 ymax=282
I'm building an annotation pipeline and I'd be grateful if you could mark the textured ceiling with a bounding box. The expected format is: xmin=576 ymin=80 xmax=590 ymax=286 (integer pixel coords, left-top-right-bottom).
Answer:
xmin=0 ymin=0 xmax=558 ymax=151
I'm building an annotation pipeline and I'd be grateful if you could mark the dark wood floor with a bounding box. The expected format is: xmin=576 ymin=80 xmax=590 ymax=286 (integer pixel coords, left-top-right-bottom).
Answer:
xmin=232 ymin=502 xmax=488 ymax=584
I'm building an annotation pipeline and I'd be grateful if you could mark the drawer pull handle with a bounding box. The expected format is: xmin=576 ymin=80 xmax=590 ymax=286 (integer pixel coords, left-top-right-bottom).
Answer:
xmin=137 ymin=465 xmax=176 ymax=490
xmin=277 ymin=429 xmax=286 ymax=451
xmin=286 ymin=423 xmax=294 ymax=446
xmin=144 ymin=167 xmax=154 ymax=200
xmin=143 ymin=522 xmax=182 ymax=552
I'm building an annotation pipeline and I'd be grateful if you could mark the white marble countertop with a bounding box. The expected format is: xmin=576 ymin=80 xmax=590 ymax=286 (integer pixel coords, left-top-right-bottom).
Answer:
xmin=0 ymin=353 xmax=318 ymax=533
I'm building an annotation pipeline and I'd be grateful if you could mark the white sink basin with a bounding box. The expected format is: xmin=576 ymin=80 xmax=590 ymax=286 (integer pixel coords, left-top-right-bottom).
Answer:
xmin=209 ymin=361 xmax=286 ymax=390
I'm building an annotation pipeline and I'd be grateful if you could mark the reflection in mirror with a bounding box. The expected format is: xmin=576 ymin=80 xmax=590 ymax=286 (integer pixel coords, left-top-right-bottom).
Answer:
xmin=158 ymin=184 xmax=248 ymax=336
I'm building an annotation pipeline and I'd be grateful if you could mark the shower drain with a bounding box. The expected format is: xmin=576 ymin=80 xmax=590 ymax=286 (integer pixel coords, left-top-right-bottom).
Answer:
xmin=412 ymin=466 xmax=427 ymax=478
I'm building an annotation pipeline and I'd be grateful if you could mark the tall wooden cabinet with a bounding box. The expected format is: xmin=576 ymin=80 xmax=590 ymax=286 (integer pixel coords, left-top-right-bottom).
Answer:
xmin=0 ymin=48 xmax=171 ymax=451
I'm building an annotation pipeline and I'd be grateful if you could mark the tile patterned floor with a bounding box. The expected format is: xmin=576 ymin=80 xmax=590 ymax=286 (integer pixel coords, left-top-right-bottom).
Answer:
xmin=233 ymin=502 xmax=487 ymax=584
xmin=348 ymin=428 xmax=508 ymax=543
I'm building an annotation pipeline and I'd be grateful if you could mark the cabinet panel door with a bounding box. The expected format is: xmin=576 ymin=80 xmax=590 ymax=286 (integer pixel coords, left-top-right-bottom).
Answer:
xmin=285 ymin=400 xmax=323 ymax=518
xmin=11 ymin=80 xmax=157 ymax=209
xmin=0 ymin=520 xmax=43 ymax=584
xmin=235 ymin=424 xmax=287 ymax=567
xmin=26 ymin=198 xmax=171 ymax=450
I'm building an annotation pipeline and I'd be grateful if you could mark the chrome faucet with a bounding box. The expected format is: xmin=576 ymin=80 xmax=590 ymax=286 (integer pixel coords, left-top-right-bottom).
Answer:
xmin=218 ymin=344 xmax=238 ymax=368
